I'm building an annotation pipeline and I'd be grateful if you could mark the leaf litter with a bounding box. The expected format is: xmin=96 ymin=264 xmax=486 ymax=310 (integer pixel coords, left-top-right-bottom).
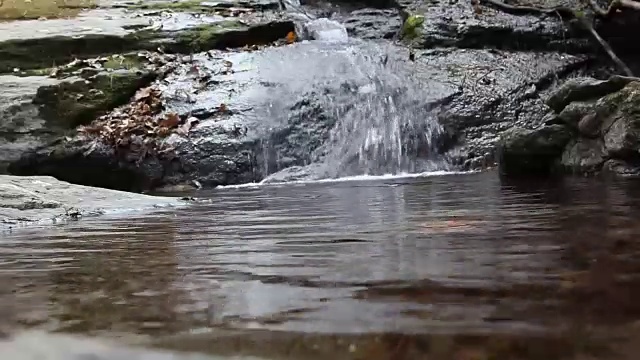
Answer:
xmin=71 ymin=29 xmax=299 ymax=165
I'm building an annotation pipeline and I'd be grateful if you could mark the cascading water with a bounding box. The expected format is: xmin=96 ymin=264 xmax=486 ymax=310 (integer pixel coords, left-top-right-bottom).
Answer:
xmin=248 ymin=1 xmax=454 ymax=183
xmin=251 ymin=12 xmax=452 ymax=182
xmin=158 ymin=1 xmax=454 ymax=185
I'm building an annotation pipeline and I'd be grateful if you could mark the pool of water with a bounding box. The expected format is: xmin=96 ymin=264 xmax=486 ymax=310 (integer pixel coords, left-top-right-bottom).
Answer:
xmin=3 ymin=170 xmax=640 ymax=359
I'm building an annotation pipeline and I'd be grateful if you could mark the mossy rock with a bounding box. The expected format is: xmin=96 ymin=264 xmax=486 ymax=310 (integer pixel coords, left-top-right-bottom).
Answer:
xmin=169 ymin=20 xmax=295 ymax=52
xmin=173 ymin=21 xmax=246 ymax=52
xmin=33 ymin=69 xmax=157 ymax=128
xmin=127 ymin=0 xmax=280 ymax=12
xmin=546 ymin=76 xmax=635 ymax=113
xmin=0 ymin=33 xmax=150 ymax=74
xmin=498 ymin=124 xmax=574 ymax=176
xmin=400 ymin=14 xmax=425 ymax=41
xmin=0 ymin=20 xmax=294 ymax=74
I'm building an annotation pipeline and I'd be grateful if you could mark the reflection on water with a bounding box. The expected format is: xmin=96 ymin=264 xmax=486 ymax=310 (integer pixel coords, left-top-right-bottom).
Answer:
xmin=3 ymin=171 xmax=640 ymax=358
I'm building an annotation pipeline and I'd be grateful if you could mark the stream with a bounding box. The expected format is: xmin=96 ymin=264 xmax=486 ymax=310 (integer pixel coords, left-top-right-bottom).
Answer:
xmin=4 ymin=171 xmax=640 ymax=359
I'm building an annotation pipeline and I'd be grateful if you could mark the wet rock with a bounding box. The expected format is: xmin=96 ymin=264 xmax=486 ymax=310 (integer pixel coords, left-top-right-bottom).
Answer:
xmin=9 ymin=39 xmax=448 ymax=190
xmin=498 ymin=125 xmax=572 ymax=176
xmin=0 ymin=0 xmax=296 ymax=178
xmin=601 ymin=82 xmax=640 ymax=157
xmin=0 ymin=175 xmax=181 ymax=231
xmin=342 ymin=9 xmax=402 ymax=39
xmin=33 ymin=69 xmax=157 ymax=128
xmin=557 ymin=101 xmax=595 ymax=129
xmin=431 ymin=48 xmax=587 ymax=168
xmin=167 ymin=20 xmax=295 ymax=52
xmin=0 ymin=75 xmax=61 ymax=172
xmin=499 ymin=80 xmax=640 ymax=177
xmin=0 ymin=330 xmax=265 ymax=360
xmin=560 ymin=138 xmax=607 ymax=173
xmin=545 ymin=76 xmax=635 ymax=113
xmin=578 ymin=112 xmax=602 ymax=138
xmin=602 ymin=159 xmax=640 ymax=177
xmin=403 ymin=0 xmax=590 ymax=52
xmin=0 ymin=6 xmax=294 ymax=74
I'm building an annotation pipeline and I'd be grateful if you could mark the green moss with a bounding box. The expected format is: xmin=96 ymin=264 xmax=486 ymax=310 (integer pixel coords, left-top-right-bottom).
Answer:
xmin=0 ymin=34 xmax=150 ymax=74
xmin=0 ymin=0 xmax=96 ymax=20
xmin=174 ymin=21 xmax=245 ymax=52
xmin=33 ymin=70 xmax=157 ymax=128
xmin=401 ymin=14 xmax=425 ymax=41
xmin=102 ymin=54 xmax=145 ymax=70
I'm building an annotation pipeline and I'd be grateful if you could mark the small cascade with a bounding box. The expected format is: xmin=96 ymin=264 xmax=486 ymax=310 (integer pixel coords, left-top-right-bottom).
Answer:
xmin=250 ymin=33 xmax=451 ymax=183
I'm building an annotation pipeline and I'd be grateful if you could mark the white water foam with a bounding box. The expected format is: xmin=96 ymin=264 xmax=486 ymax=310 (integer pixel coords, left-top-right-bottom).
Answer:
xmin=217 ymin=170 xmax=479 ymax=190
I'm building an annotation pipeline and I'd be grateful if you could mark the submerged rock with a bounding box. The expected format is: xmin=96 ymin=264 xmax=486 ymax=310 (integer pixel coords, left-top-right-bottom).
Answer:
xmin=0 ymin=175 xmax=181 ymax=231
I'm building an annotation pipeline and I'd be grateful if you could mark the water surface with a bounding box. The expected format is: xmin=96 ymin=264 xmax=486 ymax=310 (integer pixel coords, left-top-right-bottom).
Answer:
xmin=3 ymin=171 xmax=640 ymax=359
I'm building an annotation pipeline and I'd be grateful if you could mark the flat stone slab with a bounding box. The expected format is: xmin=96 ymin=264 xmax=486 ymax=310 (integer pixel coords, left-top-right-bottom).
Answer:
xmin=0 ymin=175 xmax=183 ymax=230
xmin=0 ymin=9 xmax=146 ymax=42
xmin=0 ymin=330 xmax=268 ymax=360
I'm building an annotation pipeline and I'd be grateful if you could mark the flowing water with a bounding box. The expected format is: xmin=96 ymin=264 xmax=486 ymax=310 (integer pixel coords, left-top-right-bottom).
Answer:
xmin=159 ymin=15 xmax=454 ymax=183
xmin=4 ymin=171 xmax=640 ymax=359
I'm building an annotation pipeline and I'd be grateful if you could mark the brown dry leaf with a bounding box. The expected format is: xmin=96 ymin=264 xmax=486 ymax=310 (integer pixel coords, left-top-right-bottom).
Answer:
xmin=159 ymin=112 xmax=180 ymax=128
xmin=285 ymin=31 xmax=297 ymax=44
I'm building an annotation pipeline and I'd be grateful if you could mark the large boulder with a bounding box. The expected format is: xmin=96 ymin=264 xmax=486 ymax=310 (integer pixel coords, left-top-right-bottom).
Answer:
xmin=7 ymin=0 xmax=640 ymax=190
xmin=497 ymin=125 xmax=573 ymax=176
xmin=498 ymin=79 xmax=640 ymax=177
xmin=0 ymin=0 xmax=295 ymax=180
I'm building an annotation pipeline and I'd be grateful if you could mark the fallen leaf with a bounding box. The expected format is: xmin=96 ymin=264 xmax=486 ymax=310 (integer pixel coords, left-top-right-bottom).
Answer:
xmin=159 ymin=112 xmax=180 ymax=128
xmin=285 ymin=31 xmax=297 ymax=44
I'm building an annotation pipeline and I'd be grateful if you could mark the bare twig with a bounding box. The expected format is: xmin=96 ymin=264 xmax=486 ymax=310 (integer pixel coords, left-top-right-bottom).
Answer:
xmin=582 ymin=18 xmax=633 ymax=75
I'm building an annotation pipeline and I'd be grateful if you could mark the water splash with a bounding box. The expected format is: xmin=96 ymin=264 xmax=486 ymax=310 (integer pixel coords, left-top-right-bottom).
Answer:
xmin=252 ymin=31 xmax=452 ymax=182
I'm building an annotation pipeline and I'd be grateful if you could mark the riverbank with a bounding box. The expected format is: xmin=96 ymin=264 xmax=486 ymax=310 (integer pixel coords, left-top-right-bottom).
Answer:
xmin=0 ymin=175 xmax=183 ymax=231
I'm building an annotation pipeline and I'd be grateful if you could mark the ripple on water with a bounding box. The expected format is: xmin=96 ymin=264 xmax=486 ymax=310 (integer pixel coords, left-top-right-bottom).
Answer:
xmin=4 ymin=171 xmax=640 ymax=358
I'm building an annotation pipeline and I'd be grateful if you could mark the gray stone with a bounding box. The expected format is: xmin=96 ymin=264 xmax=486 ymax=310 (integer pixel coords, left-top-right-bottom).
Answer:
xmin=557 ymin=101 xmax=595 ymax=128
xmin=0 ymin=75 xmax=60 ymax=172
xmin=497 ymin=125 xmax=573 ymax=176
xmin=0 ymin=330 xmax=266 ymax=360
xmin=560 ymin=138 xmax=606 ymax=174
xmin=0 ymin=175 xmax=182 ymax=231
xmin=602 ymin=159 xmax=640 ymax=177
xmin=602 ymin=82 xmax=640 ymax=157
xmin=545 ymin=76 xmax=635 ymax=113
xmin=577 ymin=112 xmax=602 ymax=138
